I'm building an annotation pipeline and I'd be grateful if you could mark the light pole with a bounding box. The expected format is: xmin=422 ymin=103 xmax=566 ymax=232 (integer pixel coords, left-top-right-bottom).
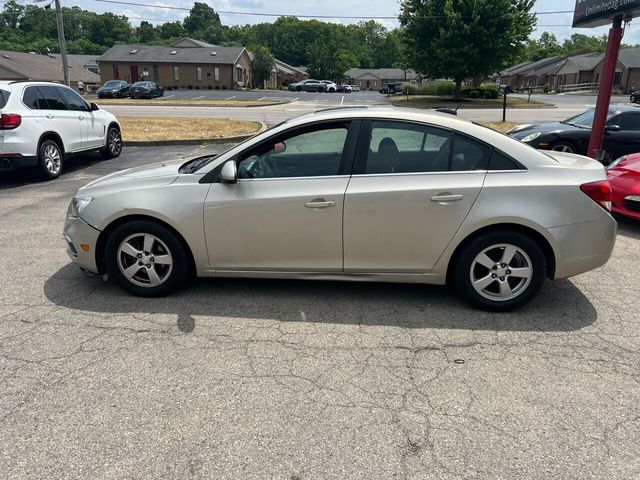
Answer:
xmin=36 ymin=0 xmax=69 ymax=86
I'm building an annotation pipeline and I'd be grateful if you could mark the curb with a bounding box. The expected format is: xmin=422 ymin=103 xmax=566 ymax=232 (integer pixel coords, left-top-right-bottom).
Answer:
xmin=122 ymin=122 xmax=267 ymax=147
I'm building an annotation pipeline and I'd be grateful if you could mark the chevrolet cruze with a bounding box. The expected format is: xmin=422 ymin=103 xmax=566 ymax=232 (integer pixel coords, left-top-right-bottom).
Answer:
xmin=64 ymin=107 xmax=616 ymax=311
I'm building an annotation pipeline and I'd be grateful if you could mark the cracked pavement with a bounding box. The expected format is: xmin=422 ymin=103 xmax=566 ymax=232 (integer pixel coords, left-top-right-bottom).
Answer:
xmin=1 ymin=146 xmax=639 ymax=479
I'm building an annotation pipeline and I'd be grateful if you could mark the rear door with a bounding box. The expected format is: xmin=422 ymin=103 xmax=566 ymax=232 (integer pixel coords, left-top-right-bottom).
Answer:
xmin=343 ymin=120 xmax=488 ymax=273
xmin=37 ymin=85 xmax=84 ymax=153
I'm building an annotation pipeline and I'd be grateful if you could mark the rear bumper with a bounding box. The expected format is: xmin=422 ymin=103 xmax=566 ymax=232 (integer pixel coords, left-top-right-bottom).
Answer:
xmin=549 ymin=213 xmax=617 ymax=279
xmin=63 ymin=216 xmax=101 ymax=274
xmin=0 ymin=154 xmax=37 ymax=168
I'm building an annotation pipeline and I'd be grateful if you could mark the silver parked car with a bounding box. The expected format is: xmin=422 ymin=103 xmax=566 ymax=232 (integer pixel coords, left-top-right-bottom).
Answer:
xmin=288 ymin=79 xmax=327 ymax=93
xmin=64 ymin=108 xmax=616 ymax=311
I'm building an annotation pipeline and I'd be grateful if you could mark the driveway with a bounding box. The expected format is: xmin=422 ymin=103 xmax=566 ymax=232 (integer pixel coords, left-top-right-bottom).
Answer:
xmin=1 ymin=147 xmax=639 ymax=479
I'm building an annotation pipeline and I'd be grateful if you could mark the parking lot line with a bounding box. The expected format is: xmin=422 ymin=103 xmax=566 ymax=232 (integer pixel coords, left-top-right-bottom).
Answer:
xmin=258 ymin=96 xmax=267 ymax=101
xmin=225 ymin=95 xmax=236 ymax=100
xmin=341 ymin=96 xmax=344 ymax=105
xmin=161 ymin=94 xmax=175 ymax=99
xmin=192 ymin=95 xmax=205 ymax=100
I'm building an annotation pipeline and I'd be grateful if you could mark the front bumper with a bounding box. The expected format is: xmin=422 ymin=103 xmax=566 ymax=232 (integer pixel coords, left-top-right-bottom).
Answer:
xmin=63 ymin=216 xmax=101 ymax=274
xmin=548 ymin=213 xmax=617 ymax=279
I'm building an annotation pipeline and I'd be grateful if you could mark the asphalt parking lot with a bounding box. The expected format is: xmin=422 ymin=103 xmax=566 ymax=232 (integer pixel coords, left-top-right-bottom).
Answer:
xmin=1 ymin=147 xmax=639 ymax=479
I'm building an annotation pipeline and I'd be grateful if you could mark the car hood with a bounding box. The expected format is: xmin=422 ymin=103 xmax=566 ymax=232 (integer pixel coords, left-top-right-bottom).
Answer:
xmin=78 ymin=159 xmax=184 ymax=195
xmin=508 ymin=121 xmax=582 ymax=139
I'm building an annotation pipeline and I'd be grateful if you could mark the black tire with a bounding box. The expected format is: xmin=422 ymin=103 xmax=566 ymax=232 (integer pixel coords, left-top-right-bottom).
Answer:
xmin=36 ymin=139 xmax=63 ymax=180
xmin=548 ymin=141 xmax=576 ymax=154
xmin=101 ymin=127 xmax=122 ymax=159
xmin=105 ymin=220 xmax=190 ymax=297
xmin=317 ymin=87 xmax=324 ymax=93
xmin=296 ymin=86 xmax=302 ymax=92
xmin=451 ymin=230 xmax=546 ymax=312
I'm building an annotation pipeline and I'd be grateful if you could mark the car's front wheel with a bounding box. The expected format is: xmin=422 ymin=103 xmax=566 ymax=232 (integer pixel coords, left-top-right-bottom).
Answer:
xmin=451 ymin=231 xmax=546 ymax=311
xmin=37 ymin=139 xmax=63 ymax=180
xmin=105 ymin=220 xmax=190 ymax=297
xmin=549 ymin=141 xmax=576 ymax=154
xmin=101 ymin=127 xmax=122 ymax=159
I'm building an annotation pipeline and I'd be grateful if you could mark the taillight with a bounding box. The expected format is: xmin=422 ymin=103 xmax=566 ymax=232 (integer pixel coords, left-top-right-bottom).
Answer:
xmin=0 ymin=113 xmax=21 ymax=129
xmin=580 ymin=180 xmax=612 ymax=211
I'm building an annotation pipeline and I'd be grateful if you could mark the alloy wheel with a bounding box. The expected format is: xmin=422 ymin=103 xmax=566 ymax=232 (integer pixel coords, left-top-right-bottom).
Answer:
xmin=117 ymin=233 xmax=173 ymax=288
xmin=108 ymin=129 xmax=122 ymax=155
xmin=44 ymin=144 xmax=62 ymax=175
xmin=551 ymin=144 xmax=575 ymax=153
xmin=469 ymin=243 xmax=533 ymax=302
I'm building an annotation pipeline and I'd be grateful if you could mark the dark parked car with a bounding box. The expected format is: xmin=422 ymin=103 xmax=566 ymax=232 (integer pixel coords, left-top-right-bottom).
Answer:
xmin=287 ymin=79 xmax=327 ymax=93
xmin=507 ymin=105 xmax=640 ymax=161
xmin=379 ymin=82 xmax=403 ymax=95
xmin=129 ymin=81 xmax=164 ymax=99
xmin=630 ymin=91 xmax=640 ymax=103
xmin=97 ymin=80 xmax=130 ymax=98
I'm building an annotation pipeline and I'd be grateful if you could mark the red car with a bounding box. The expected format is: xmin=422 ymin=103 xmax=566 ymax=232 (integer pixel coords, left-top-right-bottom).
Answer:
xmin=607 ymin=153 xmax=640 ymax=220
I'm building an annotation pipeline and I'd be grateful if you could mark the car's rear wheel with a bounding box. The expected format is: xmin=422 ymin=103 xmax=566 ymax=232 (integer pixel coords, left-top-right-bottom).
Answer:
xmin=296 ymin=86 xmax=302 ymax=92
xmin=451 ymin=231 xmax=546 ymax=311
xmin=101 ymin=127 xmax=122 ymax=159
xmin=36 ymin=139 xmax=63 ymax=180
xmin=105 ymin=220 xmax=189 ymax=297
xmin=549 ymin=141 xmax=576 ymax=153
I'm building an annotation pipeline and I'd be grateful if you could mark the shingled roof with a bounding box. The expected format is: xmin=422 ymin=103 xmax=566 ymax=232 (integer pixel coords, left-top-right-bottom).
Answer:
xmin=0 ymin=50 xmax=100 ymax=83
xmin=98 ymin=44 xmax=246 ymax=65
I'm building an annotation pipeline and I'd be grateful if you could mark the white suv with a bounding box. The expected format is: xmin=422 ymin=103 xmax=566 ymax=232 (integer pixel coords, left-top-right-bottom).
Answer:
xmin=0 ymin=81 xmax=121 ymax=179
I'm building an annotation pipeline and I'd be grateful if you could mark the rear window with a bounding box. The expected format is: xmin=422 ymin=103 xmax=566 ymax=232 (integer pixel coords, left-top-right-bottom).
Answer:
xmin=0 ymin=89 xmax=9 ymax=109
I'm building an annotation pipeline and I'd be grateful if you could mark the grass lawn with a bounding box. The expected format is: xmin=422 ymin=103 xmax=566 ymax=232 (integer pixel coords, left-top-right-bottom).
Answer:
xmin=390 ymin=95 xmax=552 ymax=109
xmin=117 ymin=116 xmax=262 ymax=142
xmin=96 ymin=98 xmax=289 ymax=108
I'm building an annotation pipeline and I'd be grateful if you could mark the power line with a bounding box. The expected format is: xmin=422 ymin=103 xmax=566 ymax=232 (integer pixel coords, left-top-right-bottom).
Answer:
xmin=88 ymin=0 xmax=575 ymax=19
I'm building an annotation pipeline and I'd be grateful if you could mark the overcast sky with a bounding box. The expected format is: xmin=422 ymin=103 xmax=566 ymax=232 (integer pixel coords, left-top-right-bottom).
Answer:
xmin=70 ymin=0 xmax=640 ymax=44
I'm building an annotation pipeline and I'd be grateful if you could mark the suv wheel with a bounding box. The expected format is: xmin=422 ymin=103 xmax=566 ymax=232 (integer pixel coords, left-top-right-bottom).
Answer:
xmin=451 ymin=231 xmax=546 ymax=311
xmin=101 ymin=127 xmax=122 ymax=159
xmin=105 ymin=220 xmax=190 ymax=297
xmin=37 ymin=139 xmax=63 ymax=180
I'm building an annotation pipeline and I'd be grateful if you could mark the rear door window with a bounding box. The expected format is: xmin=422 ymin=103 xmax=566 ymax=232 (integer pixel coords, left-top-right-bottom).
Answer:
xmin=450 ymin=134 xmax=491 ymax=171
xmin=0 ymin=89 xmax=10 ymax=109
xmin=37 ymin=86 xmax=68 ymax=110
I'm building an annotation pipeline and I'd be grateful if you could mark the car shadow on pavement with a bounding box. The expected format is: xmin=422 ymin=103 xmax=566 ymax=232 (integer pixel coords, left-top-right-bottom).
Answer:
xmin=44 ymin=264 xmax=597 ymax=332
xmin=615 ymin=214 xmax=640 ymax=240
xmin=0 ymin=153 xmax=104 ymax=190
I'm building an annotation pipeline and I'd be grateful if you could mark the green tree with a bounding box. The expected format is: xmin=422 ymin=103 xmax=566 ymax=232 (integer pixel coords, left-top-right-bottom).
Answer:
xmin=136 ymin=21 xmax=159 ymax=44
xmin=562 ymin=33 xmax=607 ymax=55
xmin=523 ymin=32 xmax=563 ymax=61
xmin=183 ymin=2 xmax=223 ymax=43
xmin=159 ymin=21 xmax=187 ymax=40
xmin=249 ymin=45 xmax=275 ymax=88
xmin=307 ymin=42 xmax=357 ymax=81
xmin=400 ymin=0 xmax=536 ymax=99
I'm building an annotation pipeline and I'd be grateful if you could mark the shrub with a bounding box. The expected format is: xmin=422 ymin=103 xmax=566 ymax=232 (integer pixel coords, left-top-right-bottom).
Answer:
xmin=195 ymin=85 xmax=200 ymax=90
xmin=215 ymin=85 xmax=220 ymax=90
xmin=543 ymin=83 xmax=552 ymax=93
xmin=166 ymin=86 xmax=172 ymax=91
xmin=401 ymin=83 xmax=419 ymax=95
xmin=207 ymin=85 xmax=213 ymax=90
xmin=222 ymin=85 xmax=228 ymax=90
xmin=173 ymin=85 xmax=179 ymax=90
xmin=483 ymin=90 xmax=492 ymax=99
xmin=187 ymin=85 xmax=193 ymax=89
xmin=468 ymin=90 xmax=480 ymax=98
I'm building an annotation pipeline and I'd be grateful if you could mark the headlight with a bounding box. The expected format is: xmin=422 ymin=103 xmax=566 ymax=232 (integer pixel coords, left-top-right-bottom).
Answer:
xmin=625 ymin=195 xmax=640 ymax=202
xmin=68 ymin=196 xmax=92 ymax=218
xmin=521 ymin=132 xmax=542 ymax=143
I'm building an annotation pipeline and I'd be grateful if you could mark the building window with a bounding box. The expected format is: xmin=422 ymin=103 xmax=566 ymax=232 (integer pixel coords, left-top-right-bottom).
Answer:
xmin=153 ymin=65 xmax=159 ymax=81
xmin=113 ymin=64 xmax=119 ymax=79
xmin=173 ymin=65 xmax=179 ymax=81
xmin=214 ymin=67 xmax=220 ymax=82
xmin=196 ymin=66 xmax=203 ymax=81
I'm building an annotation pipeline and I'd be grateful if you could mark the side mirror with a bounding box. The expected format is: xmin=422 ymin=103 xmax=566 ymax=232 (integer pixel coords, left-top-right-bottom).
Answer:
xmin=220 ymin=160 xmax=237 ymax=183
xmin=605 ymin=124 xmax=621 ymax=132
xmin=90 ymin=102 xmax=99 ymax=111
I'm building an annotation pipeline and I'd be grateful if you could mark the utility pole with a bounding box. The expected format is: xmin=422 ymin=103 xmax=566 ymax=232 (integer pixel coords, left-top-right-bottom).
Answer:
xmin=54 ymin=0 xmax=70 ymax=86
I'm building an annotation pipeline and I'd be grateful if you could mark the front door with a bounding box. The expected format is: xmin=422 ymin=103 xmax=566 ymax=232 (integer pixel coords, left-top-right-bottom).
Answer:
xmin=203 ymin=121 xmax=357 ymax=271
xmin=37 ymin=86 xmax=85 ymax=153
xmin=57 ymin=87 xmax=104 ymax=149
xmin=130 ymin=65 xmax=139 ymax=83
xmin=604 ymin=111 xmax=640 ymax=159
xmin=343 ymin=120 xmax=487 ymax=273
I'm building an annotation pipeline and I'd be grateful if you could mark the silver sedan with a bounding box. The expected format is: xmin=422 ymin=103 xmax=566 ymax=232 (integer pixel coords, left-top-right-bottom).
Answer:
xmin=64 ymin=108 xmax=616 ymax=311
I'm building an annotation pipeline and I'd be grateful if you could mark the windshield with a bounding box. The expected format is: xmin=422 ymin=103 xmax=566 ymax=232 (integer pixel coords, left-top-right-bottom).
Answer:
xmin=133 ymin=82 xmax=149 ymax=87
xmin=103 ymin=81 xmax=121 ymax=88
xmin=563 ymin=108 xmax=615 ymax=128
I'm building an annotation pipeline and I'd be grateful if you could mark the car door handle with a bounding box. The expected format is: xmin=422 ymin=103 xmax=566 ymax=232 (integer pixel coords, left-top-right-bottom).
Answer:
xmin=78 ymin=115 xmax=85 ymax=120
xmin=305 ymin=199 xmax=335 ymax=208
xmin=46 ymin=114 xmax=54 ymax=119
xmin=430 ymin=193 xmax=463 ymax=202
